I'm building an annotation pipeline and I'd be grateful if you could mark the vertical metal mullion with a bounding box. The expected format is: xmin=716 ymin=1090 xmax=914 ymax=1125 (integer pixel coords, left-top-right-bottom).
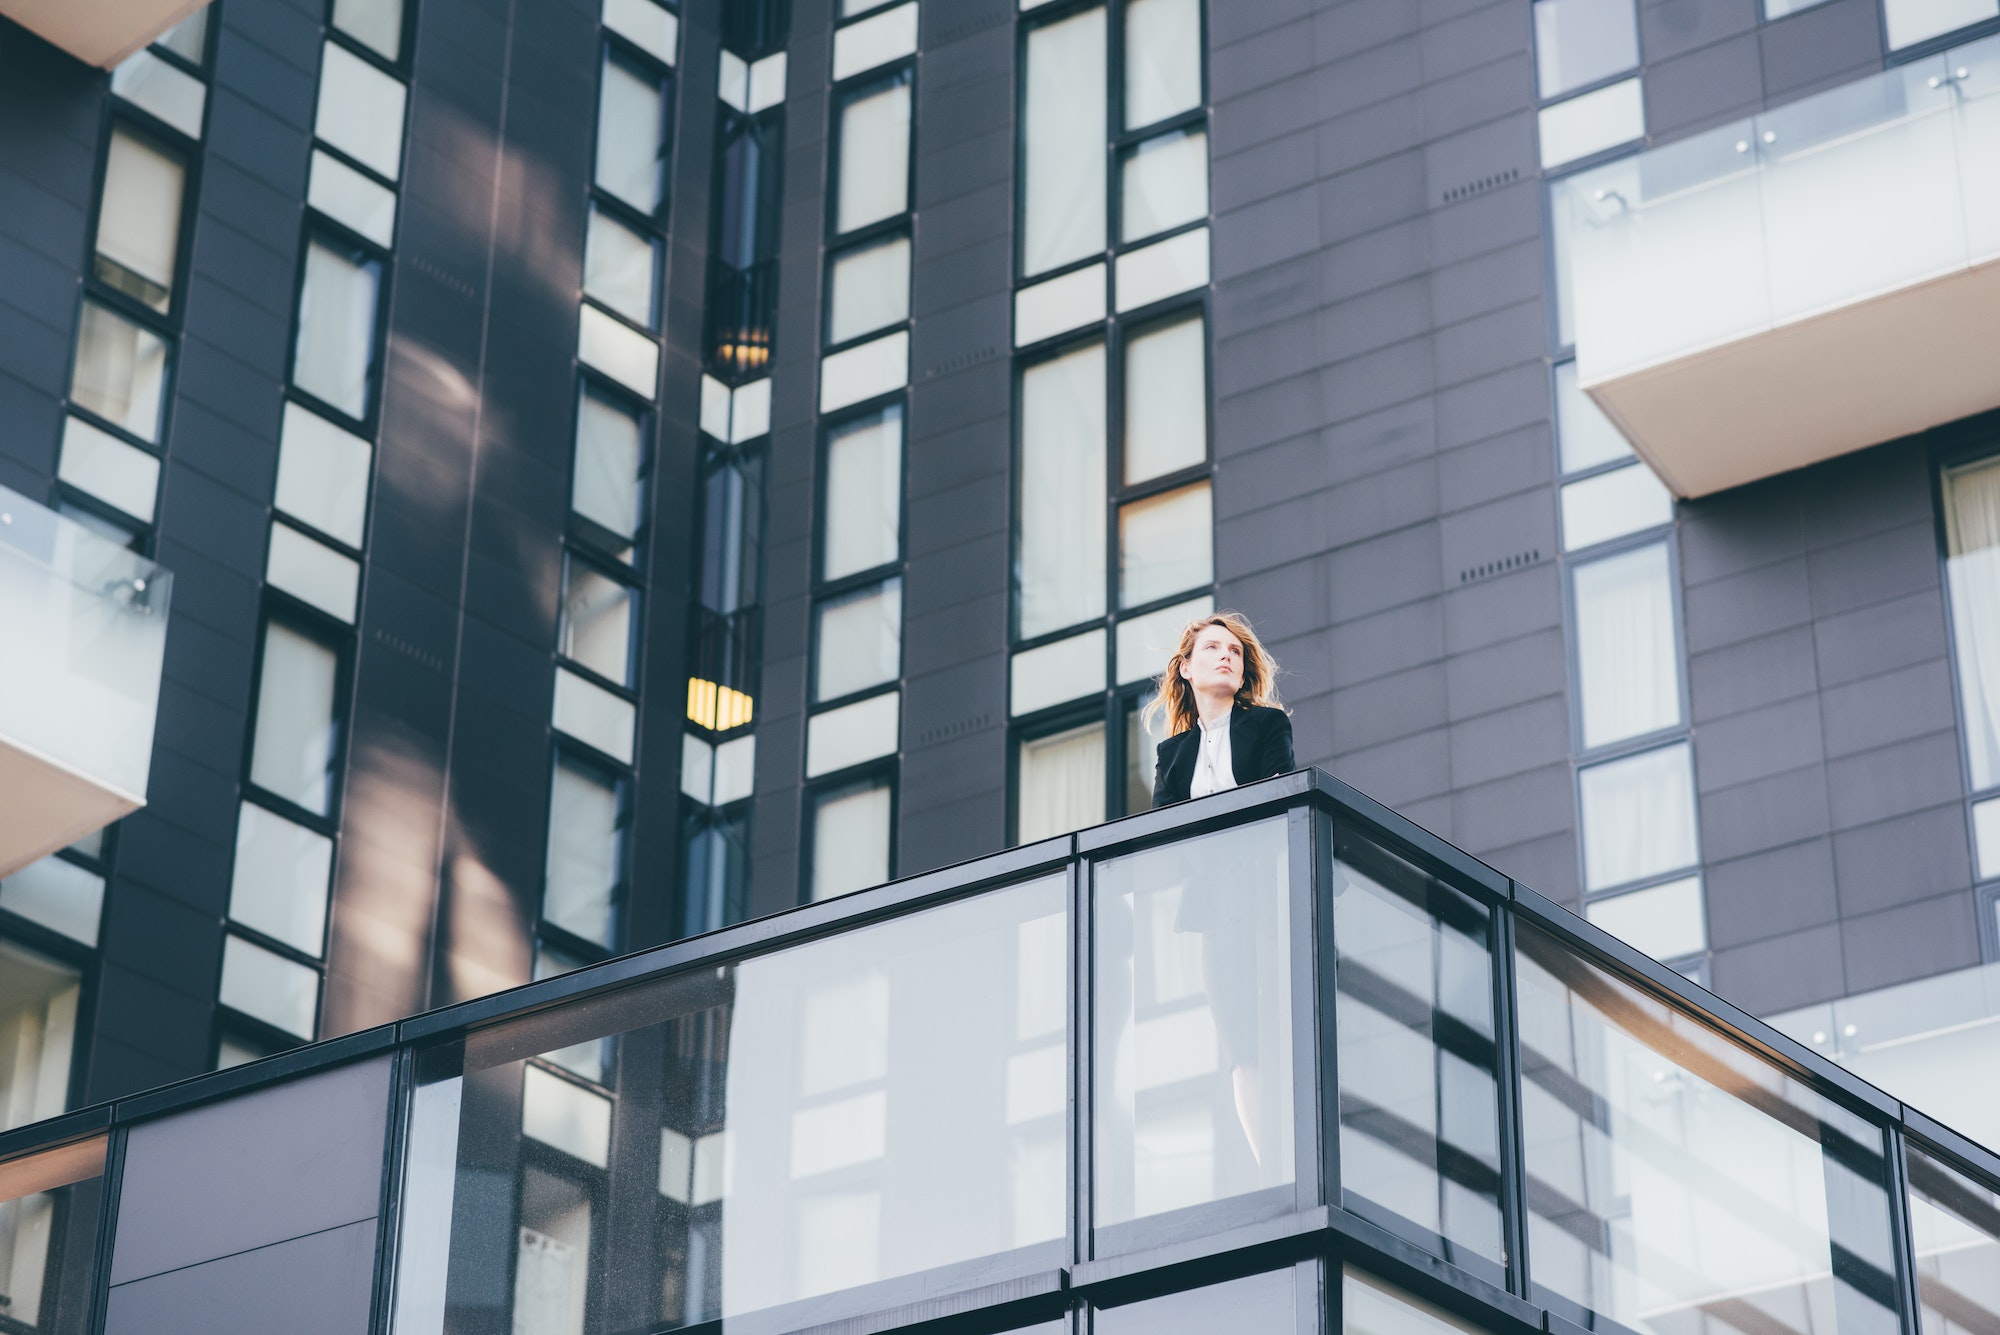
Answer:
xmin=85 ymin=1123 xmax=129 ymax=1335
xmin=1070 ymin=844 xmax=1092 ymax=1274
xmin=1884 ymin=1126 xmax=1926 ymax=1335
xmin=1287 ymin=805 xmax=1321 ymax=1213
xmin=370 ymin=1045 xmax=418 ymax=1335
xmin=1491 ymin=900 xmax=1534 ymax=1301
xmin=1312 ymin=805 xmax=1341 ymax=1212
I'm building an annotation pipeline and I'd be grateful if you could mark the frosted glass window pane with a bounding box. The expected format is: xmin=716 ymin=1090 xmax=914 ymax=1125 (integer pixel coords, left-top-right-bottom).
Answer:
xmin=828 ymin=234 xmax=911 ymax=346
xmin=1585 ymin=875 xmax=1707 ymax=961
xmin=712 ymin=734 xmax=755 ymax=806
xmin=823 ymin=405 xmax=903 ymax=581
xmin=1974 ymin=796 xmax=2000 ymax=881
xmin=1533 ymin=0 xmax=1638 ymax=98
xmin=1539 ymin=77 xmax=1644 ymax=169
xmin=561 ymin=560 xmax=635 ymax=686
xmin=154 ymin=7 xmax=209 ymax=64
xmin=819 ymin=330 xmax=908 ymax=413
xmin=229 ymin=802 xmax=334 ymax=957
xmin=1572 ymin=542 xmax=1680 ymax=748
xmin=1116 ymin=225 xmax=1208 ymax=312
xmin=1015 ymin=263 xmax=1106 ymax=347
xmin=1119 ymin=481 xmax=1212 ymax=609
xmin=1116 ymin=594 xmax=1212 ymax=684
xmin=266 ymin=524 xmax=360 ymax=623
xmin=805 ymin=690 xmax=900 ymax=777
xmin=585 ymin=206 xmax=658 ymax=329
xmin=1906 ymin=1142 xmax=2000 ymax=1335
xmin=1024 ymin=7 xmax=1107 ymax=276
xmin=59 ymin=416 xmax=159 ymax=523
xmin=597 ymin=53 xmax=666 ymax=212
xmin=816 ymin=580 xmax=902 ymax=703
xmin=1344 ymin=1269 xmax=1489 ymax=1335
xmin=832 ymin=2 xmax=918 ymax=81
xmin=1120 ymin=127 xmax=1208 ymax=242
xmin=554 ymin=668 xmax=637 ymax=764
xmin=294 ymin=237 xmax=381 ymax=420
xmin=219 ymin=936 xmax=318 ymax=1039
xmin=1124 ymin=0 xmax=1201 ymax=130
xmin=1945 ymin=457 xmax=2000 ymax=789
xmin=810 ymin=778 xmax=892 ymax=900
xmin=578 ymin=304 xmax=659 ymax=399
xmin=251 ymin=621 xmax=341 ymax=815
xmin=0 ymin=857 xmax=104 ymax=946
xmin=332 ymin=0 xmax=404 ymax=61
xmin=545 ymin=757 xmax=623 ymax=948
xmin=747 ymin=52 xmax=786 ymax=114
xmin=1010 ymin=628 xmax=1106 ymax=717
xmin=316 ymin=41 xmax=407 ymax=180
xmin=96 ymin=127 xmax=185 ymax=313
xmin=71 ymin=300 xmax=169 ymax=444
xmin=1578 ymin=743 xmax=1698 ymax=891
xmin=1560 ymin=462 xmax=1672 ymax=551
xmin=111 ymin=51 xmax=205 ymax=138
xmin=1555 ymin=360 xmax=1632 ymax=473
xmin=835 ymin=77 xmax=912 ymax=233
xmin=1885 ymin=0 xmax=1999 ymax=48
xmin=275 ymin=402 xmax=373 ymax=547
xmin=604 ymin=0 xmax=679 ymax=63
xmin=1124 ymin=315 xmax=1206 ymax=485
xmin=1018 ymin=343 xmax=1107 ymax=638
xmin=573 ymin=388 xmax=645 ymax=553
xmin=1016 ymin=721 xmax=1105 ymax=842
xmin=308 ymin=149 xmax=397 ymax=247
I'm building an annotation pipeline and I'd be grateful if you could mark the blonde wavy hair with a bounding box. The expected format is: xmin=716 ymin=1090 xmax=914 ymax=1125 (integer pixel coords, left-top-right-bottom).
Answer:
xmin=1143 ymin=611 xmax=1284 ymax=737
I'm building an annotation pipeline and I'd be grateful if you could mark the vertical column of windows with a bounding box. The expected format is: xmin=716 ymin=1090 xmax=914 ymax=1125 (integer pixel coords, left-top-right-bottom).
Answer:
xmin=1939 ymin=456 xmax=2000 ymax=949
xmin=801 ymin=1 xmax=919 ymax=903
xmin=1006 ymin=0 xmax=1212 ymax=846
xmin=217 ymin=0 xmax=415 ymax=1064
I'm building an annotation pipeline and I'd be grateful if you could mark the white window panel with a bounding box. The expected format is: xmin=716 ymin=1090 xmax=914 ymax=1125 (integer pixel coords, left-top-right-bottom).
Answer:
xmin=1010 ymin=629 xmax=1106 ymax=717
xmin=578 ymin=303 xmax=659 ymax=399
xmin=820 ymin=330 xmax=908 ymax=413
xmin=832 ymin=2 xmax=917 ymax=81
xmin=219 ymin=935 xmax=319 ymax=1039
xmin=522 ymin=1066 xmax=612 ymax=1168
xmin=553 ymin=667 xmax=636 ymax=764
xmin=1018 ymin=342 xmax=1107 ymax=638
xmin=0 ymin=857 xmax=105 ymax=946
xmin=111 ymin=51 xmax=206 ymax=138
xmin=96 ymin=127 xmax=185 ymax=313
xmin=844 ymin=0 xmax=899 ymax=12
xmin=1572 ymin=542 xmax=1680 ymax=749
xmin=1118 ymin=480 xmax=1212 ymax=609
xmin=828 ymin=234 xmax=911 ymax=346
xmin=573 ymin=387 xmax=644 ymax=554
xmin=308 ymin=149 xmax=397 ymax=248
xmin=681 ymin=732 xmax=716 ymax=803
xmin=700 ymin=374 xmax=732 ymax=439
xmin=316 ymin=41 xmax=407 ymax=180
xmin=1578 ymin=742 xmax=1698 ymax=892
xmin=229 ymin=802 xmax=334 ymax=958
xmin=1124 ymin=314 xmax=1206 ymax=485
xmin=730 ymin=378 xmax=771 ymax=443
xmin=806 ymin=690 xmax=900 ymax=777
xmin=1539 ymin=77 xmax=1644 ymax=169
xmin=1119 ymin=127 xmax=1208 ymax=243
xmin=250 ymin=621 xmax=341 ymax=816
xmin=71 ymin=300 xmax=169 ymax=444
xmin=332 ymin=0 xmax=404 ymax=61
xmin=1586 ymin=875 xmax=1707 ymax=962
xmin=748 ymin=52 xmax=788 ymax=113
xmin=1885 ymin=0 xmax=1998 ymax=48
xmin=713 ymin=735 xmax=756 ymax=806
xmin=1017 ymin=720 xmax=1106 ymax=843
xmin=598 ymin=53 xmax=666 ymax=210
xmin=1116 ymin=594 xmax=1212 ymax=684
xmin=1943 ymin=456 xmax=2000 ymax=789
xmin=58 ymin=416 xmax=159 ymax=523
xmin=815 ymin=579 xmax=903 ymax=703
xmin=267 ymin=524 xmax=361 ymax=623
xmin=1764 ymin=0 xmax=1837 ymax=11
xmin=294 ymin=237 xmax=381 ymax=420
xmin=1124 ymin=0 xmax=1201 ymax=130
xmin=1555 ymin=360 xmax=1632 ymax=474
xmin=1014 ymin=263 xmax=1105 ymax=347
xmin=1975 ymin=795 xmax=2000 ymax=881
xmin=1116 ymin=226 xmax=1208 ymax=312
xmin=154 ymin=7 xmax=209 ymax=65
xmin=560 ymin=560 xmax=636 ymax=686
xmin=810 ymin=778 xmax=892 ymax=901
xmin=1023 ymin=6 xmax=1107 ymax=275
xmin=718 ymin=49 xmax=750 ymax=111
xmin=276 ymin=402 xmax=374 ymax=547
xmin=823 ymin=404 xmax=903 ymax=581
xmin=585 ymin=205 xmax=658 ymax=329
xmin=1533 ymin=0 xmax=1640 ymax=99
xmin=546 ymin=757 xmax=623 ymax=948
xmin=603 ymin=0 xmax=679 ymax=64
xmin=1560 ymin=462 xmax=1672 ymax=552
xmin=835 ymin=77 xmax=911 ymax=233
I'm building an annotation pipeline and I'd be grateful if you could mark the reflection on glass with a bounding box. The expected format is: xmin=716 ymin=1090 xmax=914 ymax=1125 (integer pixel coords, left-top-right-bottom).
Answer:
xmin=1096 ymin=1266 xmax=1299 ymax=1333
xmin=561 ymin=558 xmax=636 ymax=686
xmin=71 ymin=300 xmax=169 ymax=443
xmin=1345 ymin=1265 xmax=1486 ymax=1335
xmin=218 ymin=934 xmax=319 ymax=1039
xmin=0 ymin=856 xmax=105 ymax=947
xmin=1333 ymin=832 xmax=1505 ymax=1276
xmin=1944 ymin=457 xmax=2000 ymax=790
xmin=1023 ymin=7 xmax=1107 ymax=275
xmin=1095 ymin=816 xmax=1295 ymax=1228
xmin=1018 ymin=719 xmax=1106 ymax=844
xmin=1905 ymin=1142 xmax=2000 ymax=1335
xmin=1516 ymin=922 xmax=1901 ymax=1335
xmin=585 ymin=205 xmax=658 ymax=329
xmin=1560 ymin=462 xmax=1672 ymax=552
xmin=95 ymin=127 xmax=185 ymax=312
xmin=0 ymin=1137 xmax=107 ymax=1334
xmin=1120 ymin=127 xmax=1208 ymax=242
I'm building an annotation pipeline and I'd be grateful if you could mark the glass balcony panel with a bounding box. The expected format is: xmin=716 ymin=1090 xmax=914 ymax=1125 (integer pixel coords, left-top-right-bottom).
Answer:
xmin=1957 ymin=34 xmax=2000 ymax=261
xmin=1515 ymin=922 xmax=1902 ymax=1335
xmin=437 ymin=874 xmax=1068 ymax=1330
xmin=1095 ymin=1266 xmax=1306 ymax=1333
xmin=1094 ymin=815 xmax=1297 ymax=1233
xmin=1904 ymin=1142 xmax=2000 ymax=1335
xmin=0 ymin=1136 xmax=107 ymax=1334
xmin=1332 ymin=830 xmax=1506 ymax=1279
xmin=1344 ymin=1265 xmax=1488 ymax=1335
xmin=0 ymin=940 xmax=82 ymax=1132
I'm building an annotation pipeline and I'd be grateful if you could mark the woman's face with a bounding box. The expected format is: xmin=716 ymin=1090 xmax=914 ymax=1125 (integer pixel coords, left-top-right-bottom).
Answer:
xmin=1180 ymin=624 xmax=1246 ymax=697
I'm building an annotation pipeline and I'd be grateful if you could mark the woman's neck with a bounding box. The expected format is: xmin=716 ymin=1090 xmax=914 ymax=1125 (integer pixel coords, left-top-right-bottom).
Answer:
xmin=1194 ymin=691 xmax=1234 ymax=730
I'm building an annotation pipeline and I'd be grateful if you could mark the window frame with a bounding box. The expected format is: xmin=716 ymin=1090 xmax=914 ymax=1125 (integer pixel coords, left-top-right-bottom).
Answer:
xmin=1560 ymin=529 xmax=1691 ymax=762
xmin=0 ymin=922 xmax=99 ymax=1123
xmin=593 ymin=35 xmax=679 ymax=223
xmin=325 ymin=0 xmax=421 ymax=78
xmin=285 ymin=220 xmax=394 ymax=434
xmin=538 ymin=744 xmax=635 ymax=962
xmin=824 ymin=62 xmax=917 ymax=247
xmin=241 ymin=599 xmax=356 ymax=833
xmin=798 ymin=762 xmax=900 ymax=906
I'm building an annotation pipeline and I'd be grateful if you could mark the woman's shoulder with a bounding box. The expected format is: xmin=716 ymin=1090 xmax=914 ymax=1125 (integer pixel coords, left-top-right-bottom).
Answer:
xmin=1239 ymin=703 xmax=1291 ymax=725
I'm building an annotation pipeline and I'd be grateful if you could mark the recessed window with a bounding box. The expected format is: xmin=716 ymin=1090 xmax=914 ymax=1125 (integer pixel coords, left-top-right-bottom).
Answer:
xmin=809 ymin=777 xmax=892 ymax=900
xmin=308 ymin=149 xmax=397 ymax=248
xmin=814 ymin=578 xmax=902 ymax=702
xmin=1118 ymin=479 xmax=1212 ymax=609
xmin=1532 ymin=0 xmax=1638 ymax=99
xmin=228 ymin=802 xmax=334 ymax=958
xmin=94 ymin=126 xmax=185 ymax=312
xmin=275 ymin=402 xmax=374 ymax=547
xmin=219 ymin=935 xmax=319 ymax=1040
xmin=834 ymin=73 xmax=912 ymax=234
xmin=70 ymin=299 xmax=170 ymax=443
xmin=1578 ymin=742 xmax=1698 ymax=892
xmin=1124 ymin=0 xmax=1202 ymax=130
xmin=249 ymin=618 xmax=342 ymax=816
xmin=1572 ymin=542 xmax=1680 ymax=749
xmin=1119 ymin=126 xmax=1207 ymax=242
xmin=58 ymin=415 xmax=160 ymax=523
xmin=545 ymin=756 xmax=626 ymax=949
xmin=561 ymin=557 xmax=637 ymax=686
xmin=573 ymin=386 xmax=646 ymax=559
xmin=315 ymin=41 xmax=407 ymax=180
xmin=332 ymin=0 xmax=405 ymax=62
xmin=0 ymin=856 xmax=105 ymax=946
xmin=154 ymin=5 xmax=210 ymax=65
xmin=1022 ymin=6 xmax=1107 ymax=276
xmin=1943 ymin=455 xmax=2000 ymax=790
xmin=585 ymin=204 xmax=659 ymax=329
xmin=0 ymin=940 xmax=82 ymax=1131
xmin=1884 ymin=0 xmax=1999 ymax=48
xmin=1123 ymin=314 xmax=1206 ymax=484
xmin=827 ymin=234 xmax=911 ymax=346
xmin=1554 ymin=360 xmax=1631 ymax=473
xmin=293 ymin=235 xmax=382 ymax=420
xmin=822 ymin=405 xmax=902 ymax=581
xmin=266 ymin=523 xmax=361 ymax=623
xmin=1018 ymin=342 xmax=1107 ymax=638
xmin=1016 ymin=719 xmax=1105 ymax=843
xmin=597 ymin=49 xmax=668 ymax=213
xmin=699 ymin=451 xmax=763 ymax=614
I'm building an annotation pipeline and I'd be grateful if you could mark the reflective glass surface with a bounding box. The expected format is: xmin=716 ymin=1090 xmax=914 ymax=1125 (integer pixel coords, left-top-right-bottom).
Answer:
xmin=573 ymin=387 xmax=645 ymax=558
xmin=315 ymin=41 xmax=406 ymax=180
xmin=249 ymin=619 xmax=341 ymax=816
xmin=1905 ymin=1143 xmax=2000 ymax=1335
xmin=545 ymin=757 xmax=625 ymax=948
xmin=1124 ymin=0 xmax=1202 ymax=130
xmin=1018 ymin=343 xmax=1107 ymax=638
xmin=560 ymin=558 xmax=636 ymax=686
xmin=1023 ymin=6 xmax=1107 ymax=275
xmin=827 ymin=234 xmax=911 ymax=346
xmin=1123 ymin=314 xmax=1206 ymax=485
xmin=822 ymin=406 xmax=902 ymax=581
xmin=95 ymin=126 xmax=185 ymax=312
xmin=835 ymin=76 xmax=912 ymax=234
xmin=1017 ymin=718 xmax=1105 ymax=843
xmin=71 ymin=301 xmax=168 ymax=444
xmin=275 ymin=402 xmax=373 ymax=547
xmin=332 ymin=0 xmax=404 ymax=61
xmin=584 ymin=205 xmax=658 ymax=328
xmin=814 ymin=578 xmax=902 ymax=702
xmin=1118 ymin=480 xmax=1212 ymax=609
xmin=1119 ymin=127 xmax=1208 ymax=242
xmin=0 ymin=941 xmax=81 ymax=1133
xmin=1344 ymin=1265 xmax=1487 ymax=1335
xmin=1096 ymin=1266 xmax=1301 ymax=1333
xmin=1577 ymin=742 xmax=1697 ymax=892
xmin=0 ymin=1137 xmax=107 ymax=1335
xmin=0 ymin=857 xmax=105 ymax=947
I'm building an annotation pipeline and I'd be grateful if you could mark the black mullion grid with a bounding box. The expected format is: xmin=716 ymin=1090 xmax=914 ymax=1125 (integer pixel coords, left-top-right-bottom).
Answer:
xmin=286 ymin=215 xmax=396 ymax=437
xmin=324 ymin=0 xmax=421 ymax=78
xmin=598 ymin=31 xmax=680 ymax=225
xmin=824 ymin=62 xmax=916 ymax=247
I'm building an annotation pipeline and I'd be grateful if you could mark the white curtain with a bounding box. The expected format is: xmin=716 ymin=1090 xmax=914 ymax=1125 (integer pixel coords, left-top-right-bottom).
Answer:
xmin=1573 ymin=542 xmax=1680 ymax=749
xmin=1123 ymin=315 xmax=1206 ymax=485
xmin=0 ymin=941 xmax=80 ymax=1132
xmin=823 ymin=407 xmax=903 ymax=581
xmin=572 ymin=390 xmax=643 ymax=545
xmin=812 ymin=781 xmax=892 ymax=900
xmin=1946 ymin=459 xmax=2000 ymax=789
xmin=1118 ymin=480 xmax=1211 ymax=609
xmin=250 ymin=621 xmax=340 ymax=815
xmin=836 ymin=82 xmax=911 ymax=234
xmin=1017 ymin=721 xmax=1106 ymax=843
xmin=74 ymin=302 xmax=168 ymax=442
xmin=1023 ymin=8 xmax=1106 ymax=275
xmin=1018 ymin=344 xmax=1107 ymax=637
xmin=1123 ymin=0 xmax=1201 ymax=130
xmin=97 ymin=128 xmax=184 ymax=306
xmin=545 ymin=759 xmax=621 ymax=947
xmin=294 ymin=239 xmax=379 ymax=419
xmin=595 ymin=56 xmax=663 ymax=210
xmin=815 ymin=579 xmax=902 ymax=702
xmin=1578 ymin=742 xmax=1698 ymax=892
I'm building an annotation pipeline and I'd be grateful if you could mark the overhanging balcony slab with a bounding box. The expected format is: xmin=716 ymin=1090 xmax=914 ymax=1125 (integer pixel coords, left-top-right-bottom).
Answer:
xmin=0 ymin=0 xmax=208 ymax=68
xmin=0 ymin=742 xmax=142 ymax=880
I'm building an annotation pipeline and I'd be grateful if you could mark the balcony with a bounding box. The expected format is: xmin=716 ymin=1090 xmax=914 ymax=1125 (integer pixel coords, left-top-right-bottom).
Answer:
xmin=0 ymin=485 xmax=170 ymax=878
xmin=0 ymin=0 xmax=206 ymax=67
xmin=6 ymin=770 xmax=2000 ymax=1335
xmin=1567 ymin=34 xmax=2000 ymax=498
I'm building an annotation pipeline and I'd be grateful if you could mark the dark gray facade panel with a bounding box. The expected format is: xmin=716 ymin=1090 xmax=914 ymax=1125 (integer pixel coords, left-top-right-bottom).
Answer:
xmin=1839 ymin=889 xmax=1982 ymax=996
xmin=1638 ymin=0 xmax=1760 ymax=65
xmin=1642 ymin=32 xmax=1765 ymax=136
xmin=1694 ymin=696 xmax=1827 ymax=794
xmin=104 ymin=1218 xmax=378 ymax=1335
xmin=1688 ymin=625 xmax=1820 ymax=724
xmin=1698 ymin=764 xmax=1836 ymax=865
xmin=1758 ymin=0 xmax=1885 ymax=98
xmin=1710 ymin=920 xmax=1847 ymax=1015
xmin=1831 ymin=804 xmax=1975 ymax=919
xmin=1706 ymin=836 xmax=1840 ymax=949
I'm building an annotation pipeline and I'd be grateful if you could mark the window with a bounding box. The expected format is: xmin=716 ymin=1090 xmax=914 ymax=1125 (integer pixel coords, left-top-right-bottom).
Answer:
xmin=1763 ymin=0 xmax=1837 ymax=14
xmin=682 ymin=804 xmax=751 ymax=936
xmin=0 ymin=940 xmax=82 ymax=1132
xmin=827 ymin=234 xmax=911 ymax=345
xmin=573 ymin=386 xmax=647 ymax=559
xmin=584 ymin=204 xmax=659 ymax=328
xmin=332 ymin=0 xmax=405 ymax=62
xmin=1571 ymin=542 xmax=1679 ymax=749
xmin=0 ymin=1135 xmax=108 ymax=1333
xmin=1578 ymin=742 xmax=1699 ymax=892
xmin=1584 ymin=875 xmax=1707 ymax=962
xmin=94 ymin=126 xmax=185 ymax=312
xmin=1017 ymin=342 xmax=1107 ymax=638
xmin=228 ymin=802 xmax=334 ymax=958
xmin=545 ymin=756 xmax=626 ymax=949
xmin=1943 ymin=456 xmax=2000 ymax=791
xmin=1017 ymin=719 xmax=1105 ymax=842
xmin=1532 ymin=0 xmax=1638 ymax=98
xmin=275 ymin=401 xmax=374 ymax=547
xmin=597 ymin=49 xmax=668 ymax=212
xmin=1122 ymin=314 xmax=1205 ymax=483
xmin=699 ymin=452 xmax=762 ymax=614
xmin=1118 ymin=479 xmax=1212 ymax=609
xmin=833 ymin=73 xmax=912 ymax=235
xmin=154 ymin=5 xmax=210 ymax=64
xmin=0 ymin=856 xmax=106 ymax=946
xmin=70 ymin=300 xmax=169 ymax=443
xmin=249 ymin=618 xmax=343 ymax=817
xmin=1885 ymin=0 xmax=1999 ymax=48
xmin=1553 ymin=361 xmax=1629 ymax=472
xmin=822 ymin=406 xmax=902 ymax=581
xmin=809 ymin=775 xmax=893 ymax=900
xmin=560 ymin=557 xmax=637 ymax=687
xmin=315 ymin=41 xmax=407 ymax=180
xmin=1022 ymin=7 xmax=1106 ymax=276
xmin=218 ymin=935 xmax=319 ymax=1039
xmin=309 ymin=147 xmax=397 ymax=247
xmin=57 ymin=416 xmax=160 ymax=523
xmin=1118 ymin=126 xmax=1207 ymax=242
xmin=814 ymin=579 xmax=902 ymax=703
xmin=1096 ymin=1269 xmax=1300 ymax=1334
xmin=1538 ymin=77 xmax=1644 ymax=169
xmin=1123 ymin=0 xmax=1202 ymax=129
xmin=294 ymin=235 xmax=382 ymax=420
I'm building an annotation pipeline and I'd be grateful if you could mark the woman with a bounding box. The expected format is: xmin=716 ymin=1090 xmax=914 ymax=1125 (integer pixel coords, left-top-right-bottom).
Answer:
xmin=1149 ymin=611 xmax=1294 ymax=805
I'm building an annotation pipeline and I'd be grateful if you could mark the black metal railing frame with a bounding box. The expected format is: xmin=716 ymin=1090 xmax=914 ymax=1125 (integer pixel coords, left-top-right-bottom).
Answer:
xmin=6 ymin=768 xmax=2000 ymax=1335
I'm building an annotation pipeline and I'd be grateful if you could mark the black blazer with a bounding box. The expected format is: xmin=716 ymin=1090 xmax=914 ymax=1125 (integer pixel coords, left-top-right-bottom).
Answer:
xmin=1153 ymin=703 xmax=1294 ymax=806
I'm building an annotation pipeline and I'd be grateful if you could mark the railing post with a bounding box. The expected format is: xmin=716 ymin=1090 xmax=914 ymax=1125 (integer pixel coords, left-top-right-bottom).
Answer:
xmin=1491 ymin=898 xmax=1533 ymax=1302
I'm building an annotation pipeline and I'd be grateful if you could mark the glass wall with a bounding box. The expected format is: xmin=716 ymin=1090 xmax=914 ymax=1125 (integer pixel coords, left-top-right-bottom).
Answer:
xmin=0 ymin=1137 xmax=106 ymax=1335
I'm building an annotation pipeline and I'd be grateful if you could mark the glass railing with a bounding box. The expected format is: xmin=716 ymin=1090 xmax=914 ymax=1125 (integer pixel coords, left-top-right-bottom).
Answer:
xmin=1566 ymin=32 xmax=2000 ymax=384
xmin=0 ymin=485 xmax=170 ymax=809
xmin=5 ymin=772 xmax=2000 ymax=1335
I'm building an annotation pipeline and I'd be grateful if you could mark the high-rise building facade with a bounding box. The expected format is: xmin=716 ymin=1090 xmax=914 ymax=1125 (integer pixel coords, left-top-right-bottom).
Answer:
xmin=7 ymin=0 xmax=2000 ymax=1278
